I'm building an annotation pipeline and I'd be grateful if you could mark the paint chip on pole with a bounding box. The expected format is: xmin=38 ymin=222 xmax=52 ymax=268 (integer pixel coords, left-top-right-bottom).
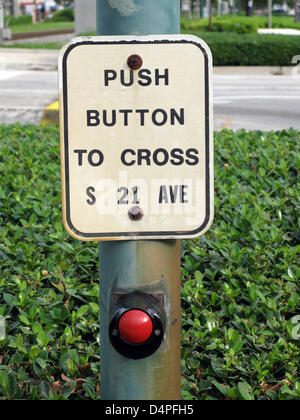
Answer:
xmin=59 ymin=35 xmax=214 ymax=241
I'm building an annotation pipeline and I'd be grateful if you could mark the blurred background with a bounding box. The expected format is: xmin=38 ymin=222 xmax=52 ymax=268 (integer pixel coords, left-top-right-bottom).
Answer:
xmin=0 ymin=0 xmax=299 ymax=129
xmin=0 ymin=1 xmax=299 ymax=401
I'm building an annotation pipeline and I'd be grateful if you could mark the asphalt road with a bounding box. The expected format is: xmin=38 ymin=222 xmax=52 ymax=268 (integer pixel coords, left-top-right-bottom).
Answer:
xmin=0 ymin=70 xmax=57 ymax=124
xmin=214 ymin=74 xmax=300 ymax=131
xmin=0 ymin=68 xmax=299 ymax=130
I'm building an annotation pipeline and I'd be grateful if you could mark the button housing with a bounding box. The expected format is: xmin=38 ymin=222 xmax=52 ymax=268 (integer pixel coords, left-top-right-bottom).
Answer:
xmin=109 ymin=292 xmax=165 ymax=359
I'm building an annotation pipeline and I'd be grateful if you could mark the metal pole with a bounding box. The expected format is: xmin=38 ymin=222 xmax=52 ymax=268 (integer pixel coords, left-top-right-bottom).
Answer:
xmin=33 ymin=0 xmax=38 ymax=23
xmin=217 ymin=0 xmax=221 ymax=16
xmin=0 ymin=0 xmax=4 ymax=43
xmin=268 ymin=0 xmax=272 ymax=29
xmin=97 ymin=0 xmax=182 ymax=401
xmin=97 ymin=0 xmax=180 ymax=35
xmin=208 ymin=0 xmax=212 ymax=30
xmin=13 ymin=0 xmax=20 ymax=18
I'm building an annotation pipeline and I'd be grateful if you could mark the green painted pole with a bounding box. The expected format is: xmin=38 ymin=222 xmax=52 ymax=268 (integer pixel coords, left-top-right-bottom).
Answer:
xmin=96 ymin=0 xmax=180 ymax=35
xmin=97 ymin=0 xmax=182 ymax=401
xmin=200 ymin=0 xmax=204 ymax=18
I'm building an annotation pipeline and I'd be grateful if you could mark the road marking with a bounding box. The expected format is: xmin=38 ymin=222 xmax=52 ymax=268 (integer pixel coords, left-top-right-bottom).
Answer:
xmin=214 ymin=75 xmax=295 ymax=79
xmin=0 ymin=106 xmax=44 ymax=110
xmin=0 ymin=89 xmax=57 ymax=96
xmin=0 ymin=70 xmax=26 ymax=81
xmin=214 ymin=95 xmax=300 ymax=100
xmin=213 ymin=100 xmax=230 ymax=104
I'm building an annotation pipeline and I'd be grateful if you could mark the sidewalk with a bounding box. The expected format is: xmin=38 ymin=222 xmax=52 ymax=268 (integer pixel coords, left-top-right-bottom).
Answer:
xmin=0 ymin=47 xmax=296 ymax=75
xmin=0 ymin=48 xmax=59 ymax=71
xmin=258 ymin=28 xmax=300 ymax=36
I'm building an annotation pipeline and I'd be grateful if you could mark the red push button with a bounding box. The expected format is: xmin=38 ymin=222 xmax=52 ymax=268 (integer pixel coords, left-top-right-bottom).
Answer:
xmin=118 ymin=310 xmax=153 ymax=344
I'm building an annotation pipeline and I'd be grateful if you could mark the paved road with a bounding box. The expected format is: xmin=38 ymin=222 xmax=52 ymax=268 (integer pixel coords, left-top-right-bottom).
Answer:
xmin=0 ymin=70 xmax=57 ymax=124
xmin=0 ymin=68 xmax=299 ymax=130
xmin=214 ymin=74 xmax=300 ymax=131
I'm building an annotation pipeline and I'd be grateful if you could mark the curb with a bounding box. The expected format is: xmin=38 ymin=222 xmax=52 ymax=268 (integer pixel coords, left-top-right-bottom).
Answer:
xmin=12 ymin=29 xmax=74 ymax=41
xmin=0 ymin=106 xmax=44 ymax=125
xmin=41 ymin=100 xmax=59 ymax=125
xmin=0 ymin=48 xmax=59 ymax=71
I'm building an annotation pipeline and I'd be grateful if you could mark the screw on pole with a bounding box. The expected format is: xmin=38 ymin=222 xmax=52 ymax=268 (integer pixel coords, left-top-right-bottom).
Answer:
xmin=97 ymin=0 xmax=181 ymax=400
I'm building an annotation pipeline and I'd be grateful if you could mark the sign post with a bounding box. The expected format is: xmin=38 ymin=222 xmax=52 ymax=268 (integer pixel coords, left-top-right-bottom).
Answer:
xmin=59 ymin=0 xmax=213 ymax=400
xmin=268 ymin=0 xmax=273 ymax=29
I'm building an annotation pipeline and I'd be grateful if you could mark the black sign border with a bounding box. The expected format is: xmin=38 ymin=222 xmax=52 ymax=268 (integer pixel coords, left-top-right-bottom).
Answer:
xmin=62 ymin=38 xmax=212 ymax=240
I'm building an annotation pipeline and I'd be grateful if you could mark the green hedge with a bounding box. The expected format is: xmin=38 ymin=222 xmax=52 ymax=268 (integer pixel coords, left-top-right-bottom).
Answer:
xmin=51 ymin=8 xmax=74 ymax=22
xmin=181 ymin=17 xmax=258 ymax=34
xmin=181 ymin=16 xmax=300 ymax=32
xmin=4 ymin=15 xmax=32 ymax=26
xmin=184 ymin=31 xmax=300 ymax=66
xmin=0 ymin=125 xmax=299 ymax=400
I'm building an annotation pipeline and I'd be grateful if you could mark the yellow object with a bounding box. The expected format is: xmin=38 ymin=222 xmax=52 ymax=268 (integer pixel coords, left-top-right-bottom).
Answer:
xmin=46 ymin=101 xmax=59 ymax=111
xmin=41 ymin=101 xmax=59 ymax=125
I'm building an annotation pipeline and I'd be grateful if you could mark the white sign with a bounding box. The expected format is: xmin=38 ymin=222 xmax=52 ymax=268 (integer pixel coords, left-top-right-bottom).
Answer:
xmin=59 ymin=35 xmax=214 ymax=241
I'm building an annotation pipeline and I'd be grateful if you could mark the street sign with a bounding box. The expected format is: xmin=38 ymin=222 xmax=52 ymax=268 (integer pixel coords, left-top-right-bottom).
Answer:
xmin=59 ymin=35 xmax=213 ymax=241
